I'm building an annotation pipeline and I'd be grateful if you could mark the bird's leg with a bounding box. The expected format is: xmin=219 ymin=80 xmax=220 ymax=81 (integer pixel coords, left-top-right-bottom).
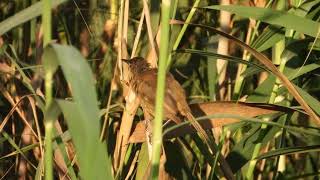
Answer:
xmin=143 ymin=111 xmax=170 ymax=161
xmin=145 ymin=119 xmax=152 ymax=143
xmin=143 ymin=110 xmax=153 ymax=160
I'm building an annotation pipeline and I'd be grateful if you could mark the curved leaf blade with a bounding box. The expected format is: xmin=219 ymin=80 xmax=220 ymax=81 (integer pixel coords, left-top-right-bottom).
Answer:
xmin=203 ymin=5 xmax=320 ymax=37
xmin=43 ymin=44 xmax=112 ymax=179
xmin=0 ymin=0 xmax=68 ymax=36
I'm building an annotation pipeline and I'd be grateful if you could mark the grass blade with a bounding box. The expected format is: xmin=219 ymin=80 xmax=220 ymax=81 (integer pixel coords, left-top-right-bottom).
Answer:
xmin=203 ymin=5 xmax=320 ymax=37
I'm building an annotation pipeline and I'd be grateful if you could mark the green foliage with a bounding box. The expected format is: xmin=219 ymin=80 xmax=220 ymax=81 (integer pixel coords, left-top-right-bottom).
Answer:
xmin=0 ymin=0 xmax=68 ymax=36
xmin=43 ymin=44 xmax=112 ymax=179
xmin=204 ymin=5 xmax=320 ymax=37
xmin=1 ymin=0 xmax=320 ymax=179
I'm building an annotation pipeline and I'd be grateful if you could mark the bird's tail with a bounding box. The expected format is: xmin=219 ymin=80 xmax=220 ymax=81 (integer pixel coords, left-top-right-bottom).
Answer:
xmin=184 ymin=111 xmax=211 ymax=146
xmin=184 ymin=111 xmax=235 ymax=180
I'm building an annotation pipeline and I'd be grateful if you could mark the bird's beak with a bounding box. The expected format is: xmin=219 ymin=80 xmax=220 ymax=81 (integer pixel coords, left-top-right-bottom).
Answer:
xmin=121 ymin=59 xmax=131 ymax=64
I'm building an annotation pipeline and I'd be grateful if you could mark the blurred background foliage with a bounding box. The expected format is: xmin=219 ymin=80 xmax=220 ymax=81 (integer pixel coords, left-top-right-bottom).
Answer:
xmin=1 ymin=0 xmax=320 ymax=179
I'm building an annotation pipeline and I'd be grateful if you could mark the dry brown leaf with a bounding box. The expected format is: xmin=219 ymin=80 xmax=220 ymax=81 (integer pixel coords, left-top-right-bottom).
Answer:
xmin=129 ymin=101 xmax=294 ymax=143
xmin=170 ymin=21 xmax=320 ymax=126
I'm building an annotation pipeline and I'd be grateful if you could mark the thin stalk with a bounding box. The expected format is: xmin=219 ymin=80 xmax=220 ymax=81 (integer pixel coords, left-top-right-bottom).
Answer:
xmin=273 ymin=95 xmax=291 ymax=179
xmin=151 ymin=0 xmax=171 ymax=178
xmin=166 ymin=0 xmax=201 ymax=68
xmin=110 ymin=0 xmax=117 ymax=20
xmin=216 ymin=0 xmax=231 ymax=100
xmin=171 ymin=0 xmax=178 ymax=23
xmin=246 ymin=2 xmax=286 ymax=176
xmin=43 ymin=0 xmax=53 ymax=179
xmin=44 ymin=118 xmax=54 ymax=180
xmin=44 ymin=73 xmax=54 ymax=180
xmin=232 ymin=25 xmax=253 ymax=100
xmin=44 ymin=71 xmax=54 ymax=180
xmin=99 ymin=0 xmax=119 ymax=141
xmin=246 ymin=39 xmax=285 ymax=180
xmin=117 ymin=0 xmax=125 ymax=79
xmin=232 ymin=0 xmax=273 ymax=99
xmin=43 ymin=0 xmax=52 ymax=46
xmin=100 ymin=61 xmax=118 ymax=141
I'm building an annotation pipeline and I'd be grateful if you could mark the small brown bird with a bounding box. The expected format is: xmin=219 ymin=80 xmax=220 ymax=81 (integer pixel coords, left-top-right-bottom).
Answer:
xmin=122 ymin=57 xmax=194 ymax=125
xmin=123 ymin=57 xmax=234 ymax=179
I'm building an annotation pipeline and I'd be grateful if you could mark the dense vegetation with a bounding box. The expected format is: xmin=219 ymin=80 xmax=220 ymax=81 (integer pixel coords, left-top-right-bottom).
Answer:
xmin=1 ymin=0 xmax=320 ymax=179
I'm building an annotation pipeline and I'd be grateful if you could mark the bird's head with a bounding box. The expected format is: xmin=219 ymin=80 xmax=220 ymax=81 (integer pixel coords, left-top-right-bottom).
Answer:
xmin=122 ymin=57 xmax=151 ymax=74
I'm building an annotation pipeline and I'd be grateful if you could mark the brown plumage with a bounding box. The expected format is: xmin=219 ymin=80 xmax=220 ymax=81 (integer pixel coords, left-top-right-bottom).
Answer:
xmin=123 ymin=57 xmax=193 ymax=125
xmin=123 ymin=57 xmax=234 ymax=179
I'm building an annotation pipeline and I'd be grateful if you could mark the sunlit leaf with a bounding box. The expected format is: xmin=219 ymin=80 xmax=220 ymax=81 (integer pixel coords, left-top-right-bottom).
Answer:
xmin=203 ymin=5 xmax=320 ymax=37
xmin=43 ymin=44 xmax=112 ymax=179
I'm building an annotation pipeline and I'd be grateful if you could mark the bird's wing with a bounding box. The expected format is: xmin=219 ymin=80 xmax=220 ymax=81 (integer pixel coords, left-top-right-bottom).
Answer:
xmin=138 ymin=70 xmax=180 ymax=118
xmin=166 ymin=73 xmax=192 ymax=114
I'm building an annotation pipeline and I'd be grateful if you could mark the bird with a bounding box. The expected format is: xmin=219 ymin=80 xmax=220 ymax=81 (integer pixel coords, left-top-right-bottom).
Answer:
xmin=122 ymin=57 xmax=195 ymax=125
xmin=122 ymin=57 xmax=211 ymax=144
xmin=122 ymin=57 xmax=234 ymax=179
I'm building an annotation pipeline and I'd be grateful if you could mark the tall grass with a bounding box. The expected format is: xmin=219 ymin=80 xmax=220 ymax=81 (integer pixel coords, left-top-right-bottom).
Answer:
xmin=151 ymin=0 xmax=171 ymax=178
xmin=0 ymin=0 xmax=320 ymax=179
